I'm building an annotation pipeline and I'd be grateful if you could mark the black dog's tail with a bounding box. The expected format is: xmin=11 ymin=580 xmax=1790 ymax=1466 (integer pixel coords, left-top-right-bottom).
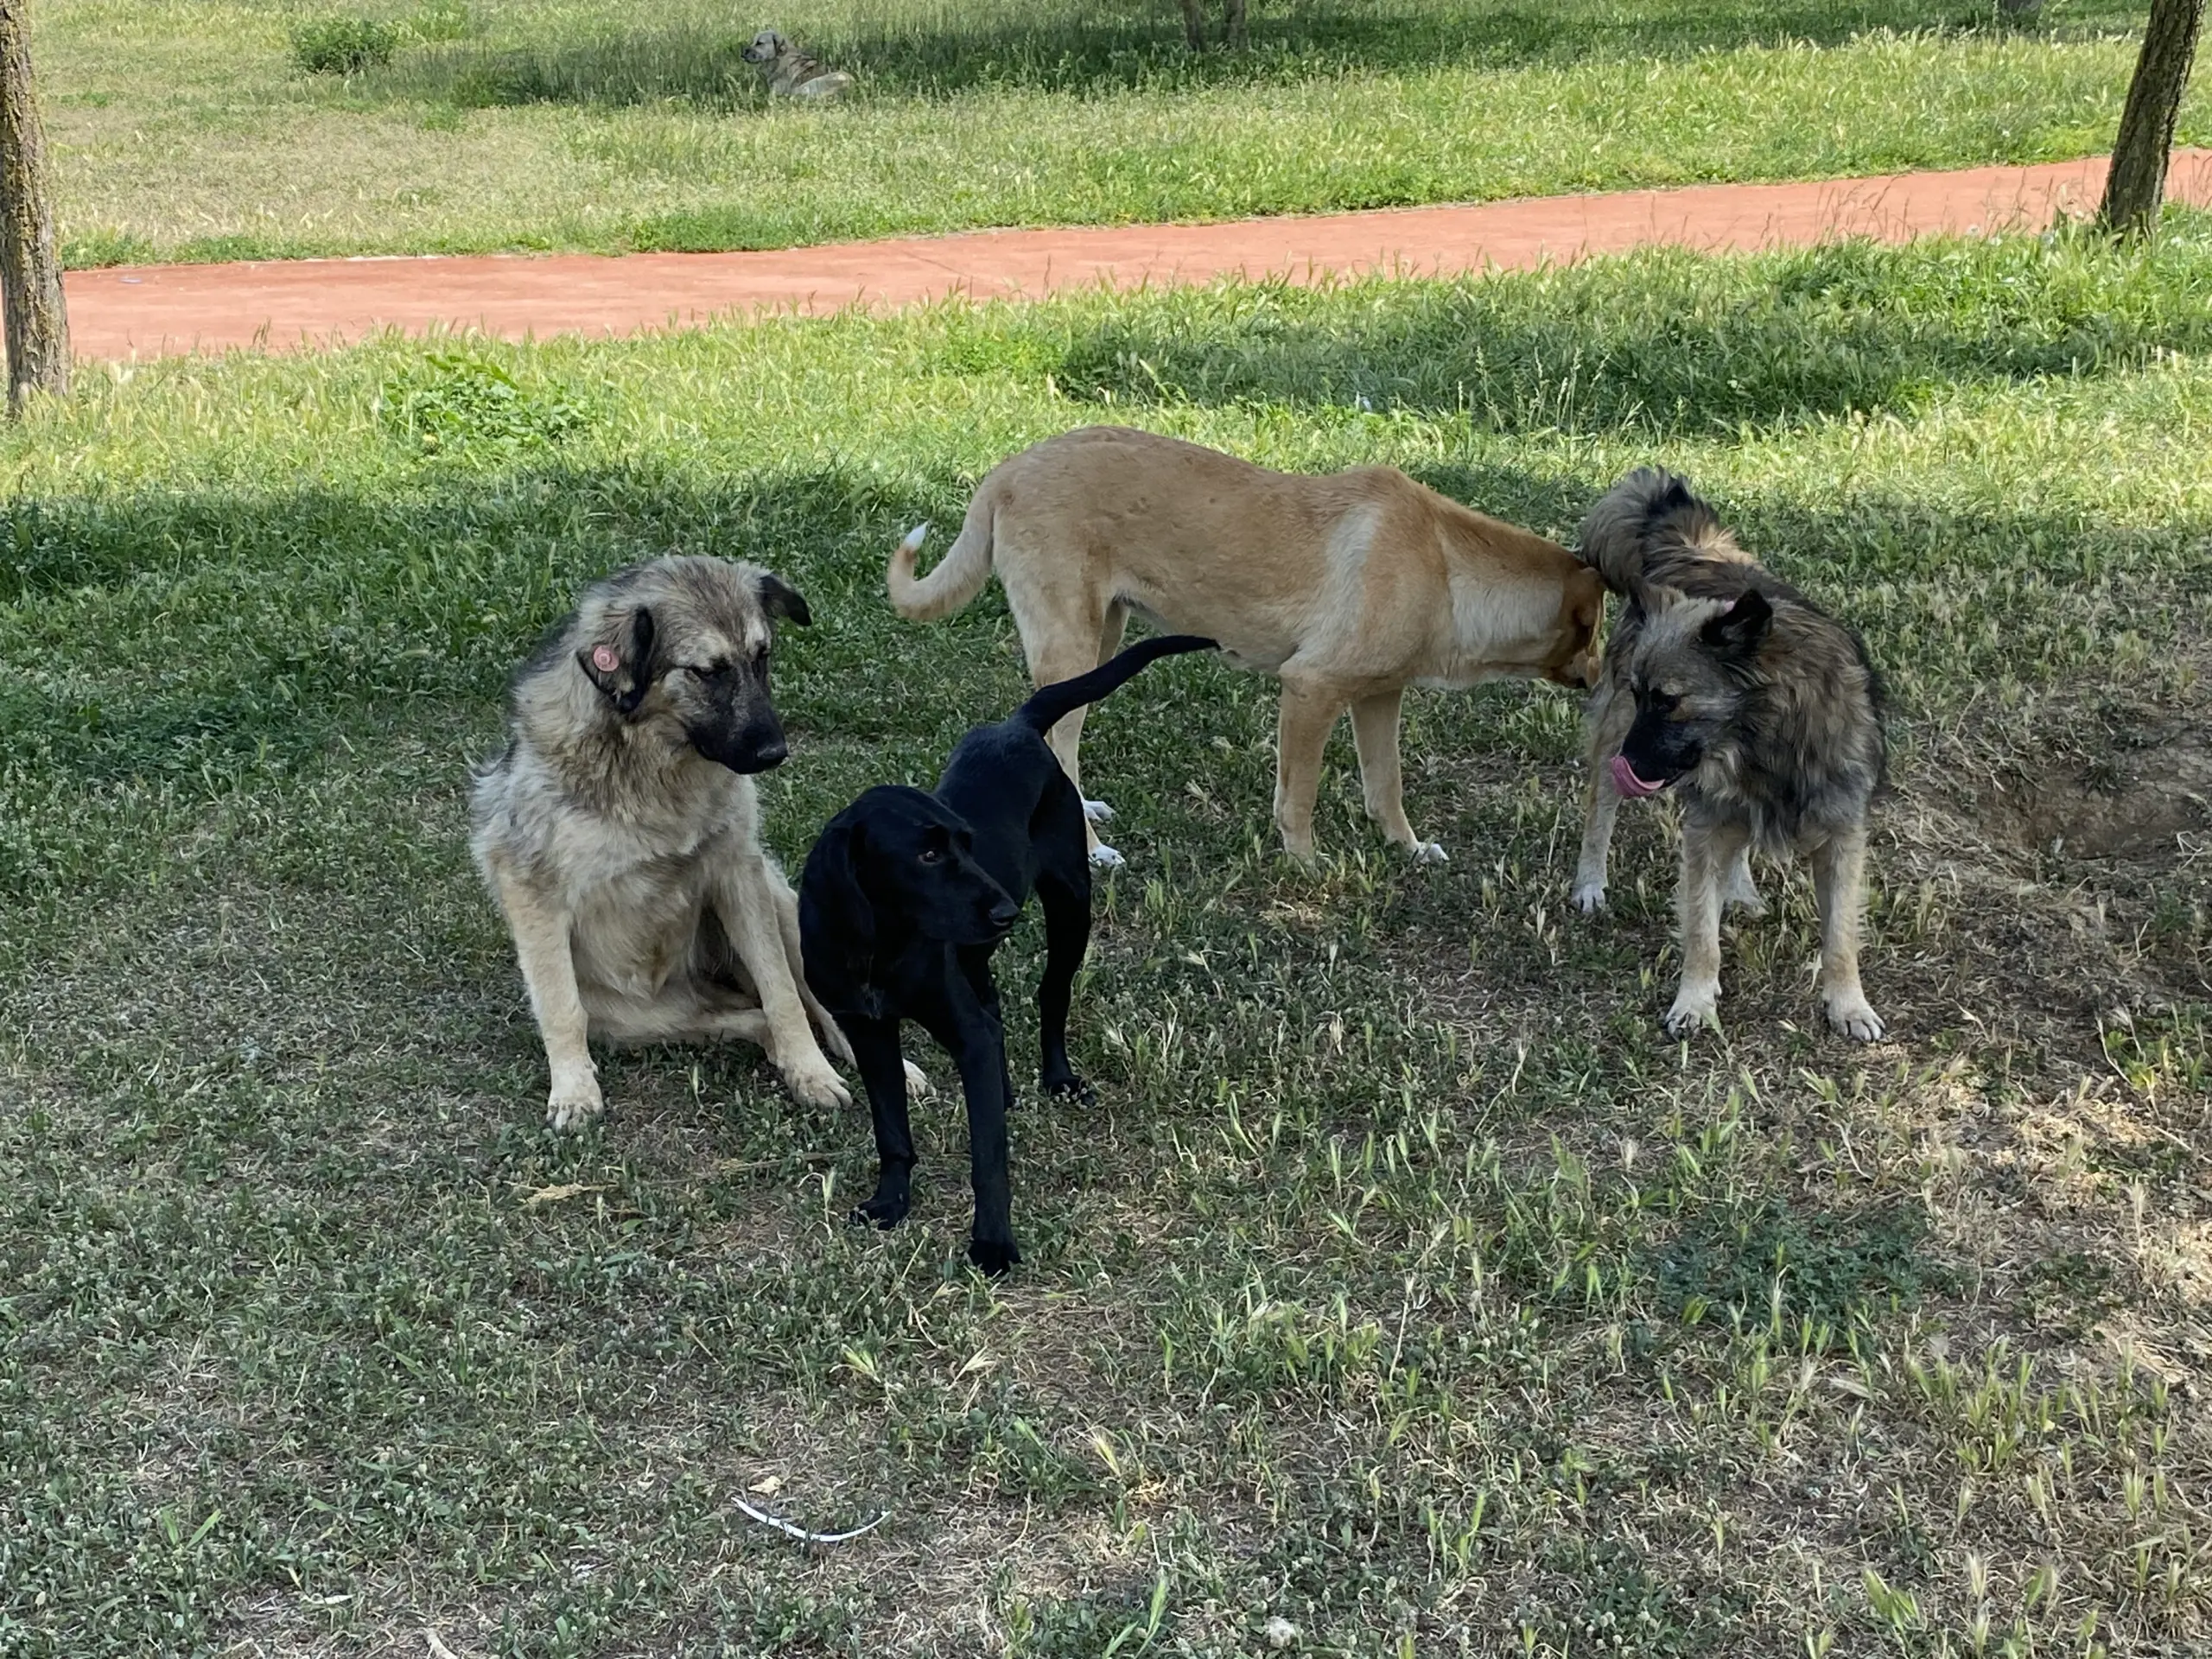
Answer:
xmin=1013 ymin=634 xmax=1217 ymax=734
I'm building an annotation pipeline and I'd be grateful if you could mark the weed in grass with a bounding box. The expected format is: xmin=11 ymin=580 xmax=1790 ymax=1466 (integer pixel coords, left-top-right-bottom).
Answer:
xmin=376 ymin=350 xmax=594 ymax=456
xmin=288 ymin=16 xmax=400 ymax=78
xmin=1657 ymin=1194 xmax=1948 ymax=1327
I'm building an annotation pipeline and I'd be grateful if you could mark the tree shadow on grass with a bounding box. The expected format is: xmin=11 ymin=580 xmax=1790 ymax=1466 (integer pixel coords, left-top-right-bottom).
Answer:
xmin=359 ymin=0 xmax=2116 ymax=111
xmin=4 ymin=448 xmax=2204 ymax=804
xmin=1008 ymin=228 xmax=2212 ymax=437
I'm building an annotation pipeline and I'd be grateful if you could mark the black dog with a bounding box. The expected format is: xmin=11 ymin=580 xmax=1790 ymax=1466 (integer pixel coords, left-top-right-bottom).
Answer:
xmin=799 ymin=633 xmax=1217 ymax=1273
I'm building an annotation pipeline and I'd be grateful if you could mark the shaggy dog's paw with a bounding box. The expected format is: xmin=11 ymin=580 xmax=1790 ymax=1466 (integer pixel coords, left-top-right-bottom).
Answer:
xmin=851 ymin=1192 xmax=909 ymax=1230
xmin=1082 ymin=798 xmax=1116 ymax=824
xmin=782 ymin=1052 xmax=852 ymax=1112
xmin=1046 ymin=1073 xmax=1096 ymax=1105
xmin=545 ymin=1075 xmax=604 ymax=1132
xmin=901 ymin=1058 xmax=933 ymax=1098
xmin=1569 ymin=880 xmax=1607 ymax=913
xmin=1825 ymin=996 xmax=1885 ymax=1043
xmin=968 ymin=1236 xmax=1021 ymax=1277
xmin=1409 ymin=840 xmax=1449 ymax=866
xmin=1089 ymin=843 xmax=1126 ymax=870
xmin=1662 ymin=989 xmax=1721 ymax=1038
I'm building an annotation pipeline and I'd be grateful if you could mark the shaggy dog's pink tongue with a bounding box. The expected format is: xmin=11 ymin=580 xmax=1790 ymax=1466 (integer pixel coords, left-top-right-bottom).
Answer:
xmin=1611 ymin=753 xmax=1668 ymax=798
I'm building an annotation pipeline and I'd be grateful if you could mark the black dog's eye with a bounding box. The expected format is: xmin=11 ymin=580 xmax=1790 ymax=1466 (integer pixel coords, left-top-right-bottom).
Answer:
xmin=918 ymin=847 xmax=943 ymax=865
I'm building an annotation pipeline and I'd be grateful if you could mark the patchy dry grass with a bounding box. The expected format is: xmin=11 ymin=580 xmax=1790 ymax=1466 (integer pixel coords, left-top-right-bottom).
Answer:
xmin=35 ymin=0 xmax=2209 ymax=265
xmin=3 ymin=220 xmax=2209 ymax=1656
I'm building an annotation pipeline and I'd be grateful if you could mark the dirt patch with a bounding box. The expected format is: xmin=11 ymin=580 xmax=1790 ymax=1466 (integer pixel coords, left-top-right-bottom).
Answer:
xmin=1986 ymin=733 xmax=2212 ymax=861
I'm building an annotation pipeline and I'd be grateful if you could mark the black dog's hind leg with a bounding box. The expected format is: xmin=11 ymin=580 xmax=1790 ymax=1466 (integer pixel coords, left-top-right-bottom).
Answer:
xmin=1033 ymin=865 xmax=1095 ymax=1102
xmin=843 ymin=1014 xmax=917 ymax=1230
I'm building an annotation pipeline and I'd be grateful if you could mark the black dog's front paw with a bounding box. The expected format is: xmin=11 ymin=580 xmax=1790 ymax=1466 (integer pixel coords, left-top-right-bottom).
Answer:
xmin=1044 ymin=1073 xmax=1096 ymax=1105
xmin=850 ymin=1192 xmax=911 ymax=1231
xmin=967 ymin=1236 xmax=1021 ymax=1276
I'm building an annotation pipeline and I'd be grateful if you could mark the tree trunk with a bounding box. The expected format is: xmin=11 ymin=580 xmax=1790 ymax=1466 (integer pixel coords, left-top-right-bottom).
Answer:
xmin=2097 ymin=0 xmax=2207 ymax=237
xmin=1179 ymin=0 xmax=1206 ymax=51
xmin=0 ymin=0 xmax=70 ymax=413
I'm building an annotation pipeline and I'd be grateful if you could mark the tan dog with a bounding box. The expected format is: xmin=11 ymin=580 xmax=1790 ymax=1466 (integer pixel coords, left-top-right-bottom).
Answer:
xmin=888 ymin=426 xmax=1604 ymax=866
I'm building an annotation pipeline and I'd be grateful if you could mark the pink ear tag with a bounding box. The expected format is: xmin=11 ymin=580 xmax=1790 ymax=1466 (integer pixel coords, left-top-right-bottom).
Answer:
xmin=591 ymin=645 xmax=621 ymax=673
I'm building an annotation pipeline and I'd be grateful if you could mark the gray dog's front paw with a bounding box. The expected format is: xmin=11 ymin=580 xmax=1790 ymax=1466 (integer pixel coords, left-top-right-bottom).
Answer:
xmin=1662 ymin=987 xmax=1720 ymax=1038
xmin=1825 ymin=994 xmax=1885 ymax=1043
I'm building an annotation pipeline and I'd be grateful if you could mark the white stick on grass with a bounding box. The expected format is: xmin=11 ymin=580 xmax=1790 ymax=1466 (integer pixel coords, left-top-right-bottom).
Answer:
xmin=732 ymin=1496 xmax=888 ymax=1546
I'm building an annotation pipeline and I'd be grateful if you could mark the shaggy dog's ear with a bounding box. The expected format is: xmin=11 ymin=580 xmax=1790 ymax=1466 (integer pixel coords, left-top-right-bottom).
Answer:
xmin=1700 ymin=589 xmax=1772 ymax=660
xmin=757 ymin=573 xmax=812 ymax=626
xmin=577 ymin=605 xmax=661 ymax=715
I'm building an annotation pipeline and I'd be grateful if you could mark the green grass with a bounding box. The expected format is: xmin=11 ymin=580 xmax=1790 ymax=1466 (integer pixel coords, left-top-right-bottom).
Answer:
xmin=4 ymin=223 xmax=2212 ymax=1655
xmin=35 ymin=0 xmax=2209 ymax=266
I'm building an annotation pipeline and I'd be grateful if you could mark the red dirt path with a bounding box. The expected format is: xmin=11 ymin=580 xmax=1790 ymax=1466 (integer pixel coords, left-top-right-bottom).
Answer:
xmin=65 ymin=150 xmax=2212 ymax=361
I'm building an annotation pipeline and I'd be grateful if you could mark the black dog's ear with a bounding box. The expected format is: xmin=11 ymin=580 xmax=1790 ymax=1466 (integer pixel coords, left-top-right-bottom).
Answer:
xmin=803 ymin=817 xmax=877 ymax=993
xmin=757 ymin=573 xmax=812 ymax=627
xmin=1700 ymin=589 xmax=1772 ymax=659
xmin=576 ymin=605 xmax=661 ymax=715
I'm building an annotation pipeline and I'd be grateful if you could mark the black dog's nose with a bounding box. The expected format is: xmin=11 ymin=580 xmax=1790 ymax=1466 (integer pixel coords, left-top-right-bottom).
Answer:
xmin=988 ymin=902 xmax=1019 ymax=931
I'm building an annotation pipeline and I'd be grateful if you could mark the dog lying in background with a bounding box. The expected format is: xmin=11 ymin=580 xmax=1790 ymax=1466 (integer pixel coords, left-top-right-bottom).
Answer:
xmin=1179 ymin=0 xmax=1248 ymax=49
xmin=799 ymin=632 xmax=1216 ymax=1274
xmin=470 ymin=556 xmax=856 ymax=1128
xmin=742 ymin=29 xmax=853 ymax=99
xmin=1571 ymin=468 xmax=1887 ymax=1042
xmin=888 ymin=425 xmax=1603 ymax=868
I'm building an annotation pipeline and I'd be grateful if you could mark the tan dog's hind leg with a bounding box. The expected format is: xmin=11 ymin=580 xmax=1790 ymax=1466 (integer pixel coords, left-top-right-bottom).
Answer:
xmin=1664 ymin=818 xmax=1745 ymax=1035
xmin=1813 ymin=825 xmax=1884 ymax=1041
xmin=713 ymin=855 xmax=851 ymax=1111
xmin=1273 ymin=675 xmax=1347 ymax=864
xmin=1077 ymin=601 xmax=1130 ymax=830
xmin=493 ymin=868 xmax=601 ymax=1130
xmin=1720 ymin=845 xmax=1766 ymax=915
xmin=1020 ymin=611 xmax=1117 ymax=863
xmin=1571 ymin=682 xmax=1634 ymax=912
xmin=1349 ymin=689 xmax=1445 ymax=864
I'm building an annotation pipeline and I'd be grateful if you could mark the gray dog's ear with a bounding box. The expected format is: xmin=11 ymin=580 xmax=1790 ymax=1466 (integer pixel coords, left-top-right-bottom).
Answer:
xmin=1699 ymin=589 xmax=1771 ymax=660
xmin=576 ymin=605 xmax=660 ymax=715
xmin=757 ymin=573 xmax=812 ymax=626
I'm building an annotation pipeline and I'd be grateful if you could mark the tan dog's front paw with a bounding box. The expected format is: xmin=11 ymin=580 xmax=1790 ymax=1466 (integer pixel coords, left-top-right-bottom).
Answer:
xmin=546 ymin=1073 xmax=604 ymax=1132
xmin=902 ymin=1059 xmax=933 ymax=1099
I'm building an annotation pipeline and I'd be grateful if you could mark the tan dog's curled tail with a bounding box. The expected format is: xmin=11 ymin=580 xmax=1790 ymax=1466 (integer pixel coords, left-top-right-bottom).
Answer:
xmin=887 ymin=493 xmax=996 ymax=621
